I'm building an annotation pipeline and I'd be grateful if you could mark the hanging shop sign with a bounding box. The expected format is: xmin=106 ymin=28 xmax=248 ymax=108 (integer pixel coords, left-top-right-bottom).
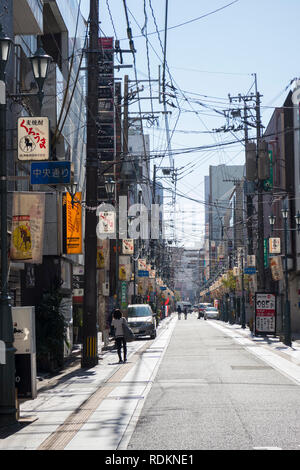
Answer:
xmin=254 ymin=292 xmax=276 ymax=335
xmin=270 ymin=256 xmax=283 ymax=281
xmin=10 ymin=192 xmax=45 ymax=264
xmin=18 ymin=117 xmax=50 ymax=161
xmin=119 ymin=256 xmax=131 ymax=281
xmin=247 ymin=255 xmax=256 ymax=267
xmin=97 ymin=239 xmax=110 ymax=269
xmin=122 ymin=238 xmax=134 ymax=255
xmin=73 ymin=266 xmax=84 ymax=304
xmin=98 ymin=211 xmax=115 ymax=234
xmin=269 ymin=237 xmax=281 ymax=254
xmin=62 ymin=192 xmax=82 ymax=255
xmin=138 ymin=259 xmax=147 ymax=270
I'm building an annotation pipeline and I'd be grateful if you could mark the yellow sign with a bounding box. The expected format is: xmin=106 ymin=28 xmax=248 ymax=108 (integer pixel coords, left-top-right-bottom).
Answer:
xmin=10 ymin=192 xmax=45 ymax=263
xmin=62 ymin=192 xmax=82 ymax=254
xmin=11 ymin=215 xmax=32 ymax=260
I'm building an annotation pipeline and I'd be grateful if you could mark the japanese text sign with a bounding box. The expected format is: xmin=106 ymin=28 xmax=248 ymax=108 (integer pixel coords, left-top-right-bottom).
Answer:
xmin=62 ymin=192 xmax=82 ymax=255
xmin=30 ymin=161 xmax=71 ymax=185
xmin=18 ymin=117 xmax=50 ymax=161
xmin=255 ymin=292 xmax=276 ymax=334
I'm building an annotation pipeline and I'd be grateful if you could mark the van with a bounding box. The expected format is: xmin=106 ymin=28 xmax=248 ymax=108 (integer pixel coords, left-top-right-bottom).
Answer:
xmin=127 ymin=304 xmax=157 ymax=339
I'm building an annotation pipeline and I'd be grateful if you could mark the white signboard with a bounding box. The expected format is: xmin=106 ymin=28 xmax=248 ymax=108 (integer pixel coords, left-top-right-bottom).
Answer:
xmin=17 ymin=117 xmax=50 ymax=161
xmin=255 ymin=293 xmax=276 ymax=334
xmin=98 ymin=211 xmax=116 ymax=234
xmin=269 ymin=237 xmax=281 ymax=254
xmin=122 ymin=238 xmax=134 ymax=255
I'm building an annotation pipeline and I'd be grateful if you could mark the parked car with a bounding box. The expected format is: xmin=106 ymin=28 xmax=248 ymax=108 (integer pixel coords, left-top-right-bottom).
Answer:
xmin=204 ymin=306 xmax=219 ymax=319
xmin=127 ymin=304 xmax=157 ymax=339
xmin=198 ymin=303 xmax=212 ymax=318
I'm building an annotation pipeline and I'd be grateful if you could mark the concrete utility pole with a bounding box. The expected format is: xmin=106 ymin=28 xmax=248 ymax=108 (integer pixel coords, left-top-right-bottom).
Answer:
xmin=254 ymin=75 xmax=265 ymax=291
xmin=82 ymin=0 xmax=99 ymax=368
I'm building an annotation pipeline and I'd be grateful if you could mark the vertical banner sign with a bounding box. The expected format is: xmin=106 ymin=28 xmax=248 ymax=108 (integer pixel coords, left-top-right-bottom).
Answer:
xmin=255 ymin=292 xmax=276 ymax=335
xmin=270 ymin=256 xmax=283 ymax=281
xmin=119 ymin=255 xmax=131 ymax=281
xmin=62 ymin=192 xmax=83 ymax=254
xmin=17 ymin=117 xmax=50 ymax=161
xmin=11 ymin=192 xmax=45 ymax=263
xmin=122 ymin=239 xmax=134 ymax=255
xmin=269 ymin=237 xmax=281 ymax=254
xmin=97 ymin=239 xmax=110 ymax=269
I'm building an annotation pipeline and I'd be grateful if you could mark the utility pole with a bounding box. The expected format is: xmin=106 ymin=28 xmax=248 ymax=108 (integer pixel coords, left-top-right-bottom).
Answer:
xmin=255 ymin=75 xmax=265 ymax=291
xmin=82 ymin=0 xmax=99 ymax=368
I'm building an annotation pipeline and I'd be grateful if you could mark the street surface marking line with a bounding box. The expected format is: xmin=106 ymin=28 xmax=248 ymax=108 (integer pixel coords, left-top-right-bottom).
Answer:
xmin=37 ymin=340 xmax=154 ymax=451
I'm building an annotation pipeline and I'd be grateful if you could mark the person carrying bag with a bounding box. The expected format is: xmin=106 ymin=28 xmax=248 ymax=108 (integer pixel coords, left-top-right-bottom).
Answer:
xmin=111 ymin=309 xmax=135 ymax=363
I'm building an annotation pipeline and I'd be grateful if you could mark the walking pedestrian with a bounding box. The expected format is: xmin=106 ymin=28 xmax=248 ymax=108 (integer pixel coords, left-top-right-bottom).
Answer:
xmin=177 ymin=305 xmax=182 ymax=320
xmin=111 ymin=308 xmax=127 ymax=363
xmin=184 ymin=307 xmax=188 ymax=320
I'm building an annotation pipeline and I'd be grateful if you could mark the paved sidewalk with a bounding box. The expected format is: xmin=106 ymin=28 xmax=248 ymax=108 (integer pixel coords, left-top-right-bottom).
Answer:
xmin=216 ymin=321 xmax=300 ymax=365
xmin=0 ymin=314 xmax=175 ymax=449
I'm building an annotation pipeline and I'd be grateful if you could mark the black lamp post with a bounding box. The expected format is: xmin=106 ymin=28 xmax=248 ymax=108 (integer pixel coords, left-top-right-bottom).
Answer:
xmin=0 ymin=25 xmax=15 ymax=427
xmin=105 ymin=177 xmax=120 ymax=307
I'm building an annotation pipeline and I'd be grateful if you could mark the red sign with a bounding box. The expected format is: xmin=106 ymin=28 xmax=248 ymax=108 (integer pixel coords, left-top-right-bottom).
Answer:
xmin=255 ymin=293 xmax=276 ymax=334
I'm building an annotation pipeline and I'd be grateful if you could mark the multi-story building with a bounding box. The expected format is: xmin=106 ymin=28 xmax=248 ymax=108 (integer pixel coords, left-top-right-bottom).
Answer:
xmin=2 ymin=0 xmax=87 ymax=368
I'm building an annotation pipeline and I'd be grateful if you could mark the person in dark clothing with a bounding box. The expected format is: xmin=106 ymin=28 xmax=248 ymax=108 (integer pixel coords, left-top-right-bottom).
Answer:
xmin=111 ymin=308 xmax=127 ymax=363
xmin=184 ymin=307 xmax=188 ymax=319
xmin=177 ymin=305 xmax=182 ymax=319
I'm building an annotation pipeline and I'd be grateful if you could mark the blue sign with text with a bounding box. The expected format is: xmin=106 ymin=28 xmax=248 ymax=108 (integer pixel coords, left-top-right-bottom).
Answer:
xmin=30 ymin=161 xmax=71 ymax=185
xmin=138 ymin=270 xmax=149 ymax=277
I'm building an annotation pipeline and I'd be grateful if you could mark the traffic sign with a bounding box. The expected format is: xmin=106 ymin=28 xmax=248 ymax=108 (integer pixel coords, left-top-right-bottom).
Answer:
xmin=30 ymin=161 xmax=71 ymax=185
xmin=244 ymin=267 xmax=256 ymax=275
xmin=138 ymin=270 xmax=149 ymax=277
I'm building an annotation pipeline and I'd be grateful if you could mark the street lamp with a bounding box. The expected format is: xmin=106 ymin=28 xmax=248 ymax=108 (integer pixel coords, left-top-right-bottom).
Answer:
xmin=0 ymin=26 xmax=12 ymax=76
xmin=268 ymin=213 xmax=276 ymax=232
xmin=104 ymin=177 xmax=120 ymax=307
xmin=29 ymin=44 xmax=52 ymax=108
xmin=0 ymin=25 xmax=15 ymax=426
xmin=104 ymin=177 xmax=115 ymax=200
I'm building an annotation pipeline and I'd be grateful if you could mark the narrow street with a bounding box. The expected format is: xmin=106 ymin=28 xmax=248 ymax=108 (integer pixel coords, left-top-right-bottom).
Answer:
xmin=2 ymin=314 xmax=300 ymax=451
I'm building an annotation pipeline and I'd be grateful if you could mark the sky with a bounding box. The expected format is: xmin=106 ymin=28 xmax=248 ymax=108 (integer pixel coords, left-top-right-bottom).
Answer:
xmin=79 ymin=0 xmax=300 ymax=247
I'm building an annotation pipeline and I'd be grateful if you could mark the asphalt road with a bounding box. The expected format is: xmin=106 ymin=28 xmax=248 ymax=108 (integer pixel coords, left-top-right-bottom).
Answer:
xmin=127 ymin=315 xmax=300 ymax=450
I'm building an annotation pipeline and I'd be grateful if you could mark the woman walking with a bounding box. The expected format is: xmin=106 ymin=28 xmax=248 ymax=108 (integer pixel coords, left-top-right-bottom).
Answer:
xmin=111 ymin=308 xmax=127 ymax=363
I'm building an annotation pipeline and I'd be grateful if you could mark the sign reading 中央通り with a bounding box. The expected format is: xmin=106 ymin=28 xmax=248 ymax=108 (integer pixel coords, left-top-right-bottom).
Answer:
xmin=255 ymin=292 xmax=276 ymax=335
xmin=30 ymin=161 xmax=71 ymax=185
xmin=18 ymin=117 xmax=50 ymax=161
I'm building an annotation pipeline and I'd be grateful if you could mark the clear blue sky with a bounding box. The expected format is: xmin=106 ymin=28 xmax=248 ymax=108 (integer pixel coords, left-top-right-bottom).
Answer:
xmin=80 ymin=0 xmax=300 ymax=246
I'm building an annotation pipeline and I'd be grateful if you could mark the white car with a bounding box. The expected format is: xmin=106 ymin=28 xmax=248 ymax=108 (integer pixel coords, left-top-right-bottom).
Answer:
xmin=204 ymin=306 xmax=219 ymax=319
